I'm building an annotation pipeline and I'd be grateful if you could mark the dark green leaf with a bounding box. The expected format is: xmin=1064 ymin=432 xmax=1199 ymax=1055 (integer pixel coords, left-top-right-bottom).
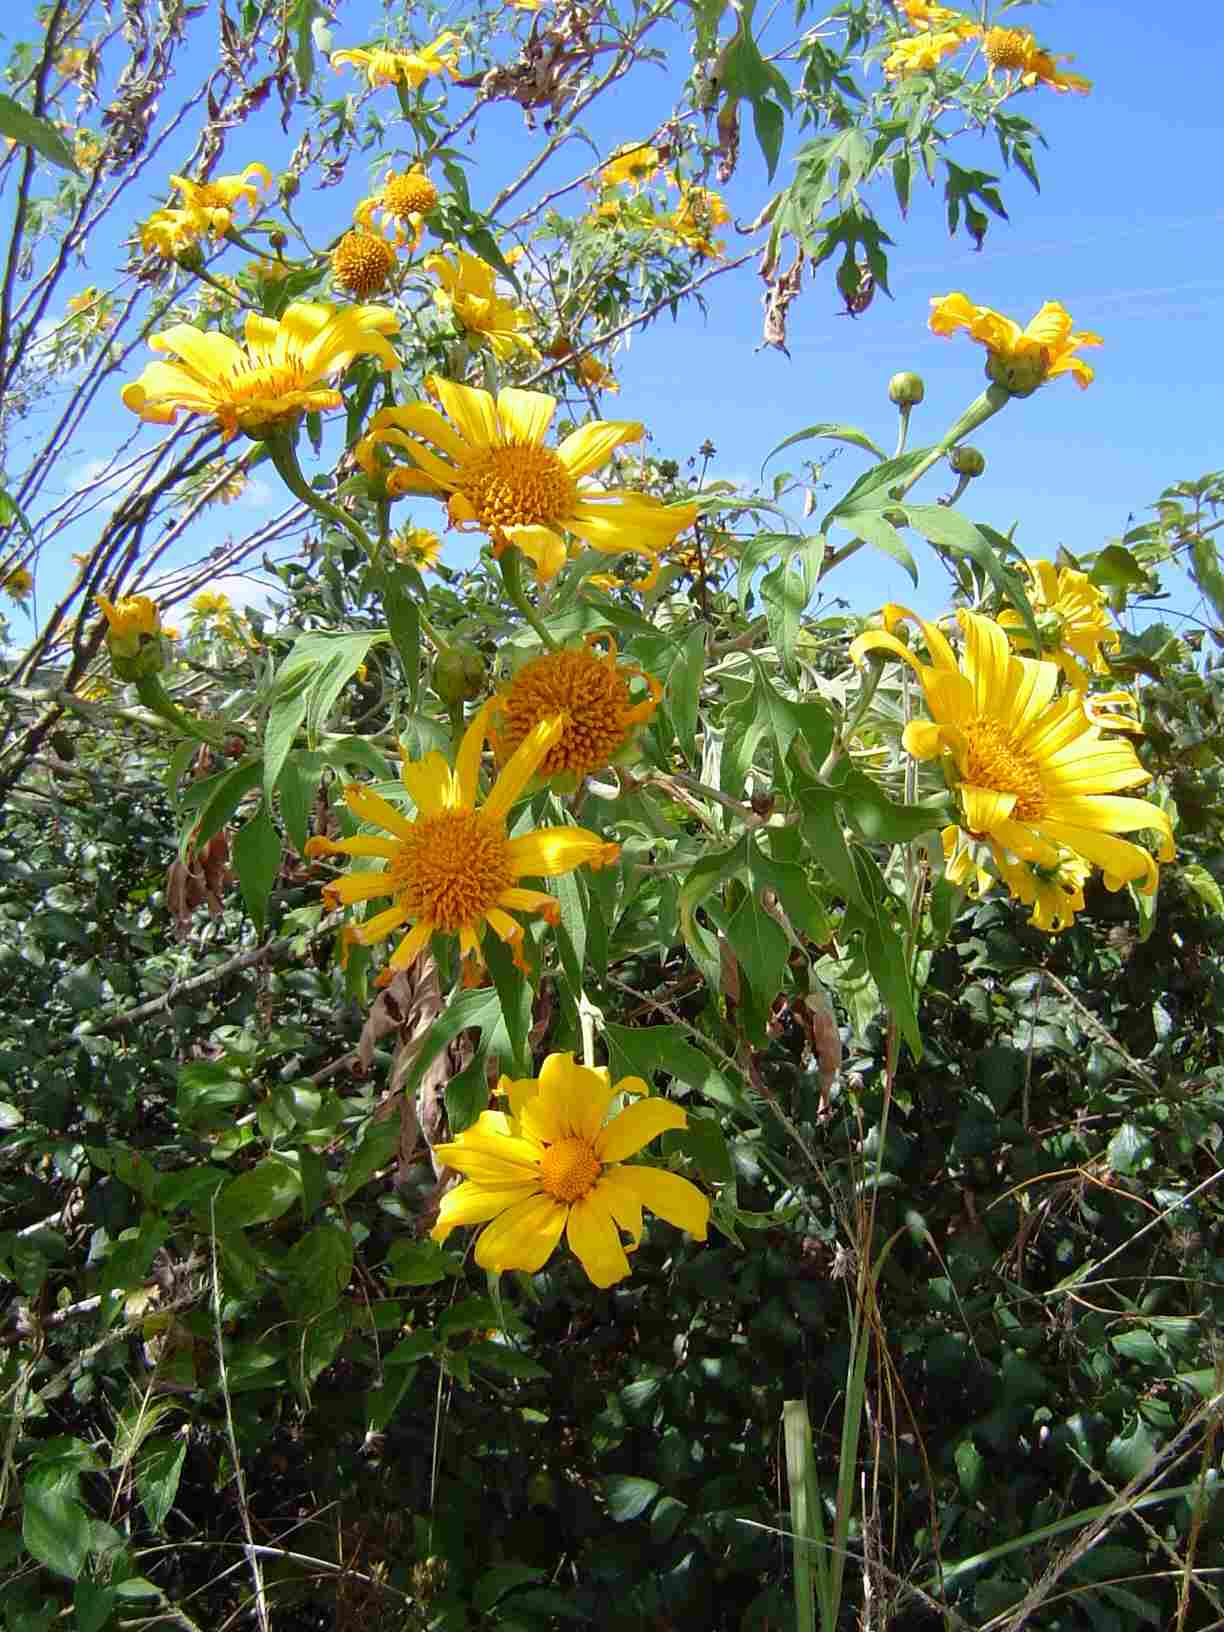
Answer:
xmin=0 ymin=93 xmax=79 ymax=172
xmin=232 ymin=803 xmax=281 ymax=934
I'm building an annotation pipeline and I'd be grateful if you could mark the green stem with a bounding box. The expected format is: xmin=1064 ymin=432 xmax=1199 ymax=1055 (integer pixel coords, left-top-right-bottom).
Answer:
xmin=893 ymin=403 xmax=912 ymax=459
xmin=499 ymin=547 xmax=560 ymax=651
xmin=266 ymin=436 xmax=373 ymax=556
xmin=134 ymin=674 xmax=225 ymax=747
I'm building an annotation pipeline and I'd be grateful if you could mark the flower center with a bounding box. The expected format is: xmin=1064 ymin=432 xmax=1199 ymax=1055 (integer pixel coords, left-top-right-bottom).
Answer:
xmin=538 ymin=1136 xmax=602 ymax=1203
xmin=193 ymin=181 xmax=231 ymax=210
xmin=984 ymin=26 xmax=1030 ymax=69
xmin=458 ymin=444 xmax=577 ymax=535
xmin=388 ymin=808 xmax=511 ymax=931
xmin=985 ymin=339 xmax=1049 ymax=398
xmin=382 ymin=171 xmax=439 ymax=218
xmin=496 ymin=649 xmax=631 ymax=776
xmin=332 ymin=230 xmax=397 ymax=297
xmin=962 ymin=718 xmax=1046 ymax=823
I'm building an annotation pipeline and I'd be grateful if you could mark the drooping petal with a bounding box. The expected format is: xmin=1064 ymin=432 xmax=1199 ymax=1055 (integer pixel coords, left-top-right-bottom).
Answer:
xmin=1043 ymin=795 xmax=1174 ymax=858
xmin=502 ymin=525 xmax=568 ymax=581
xmin=473 ymin=1191 xmax=568 ymax=1273
xmin=612 ymin=1165 xmax=710 ymax=1239
xmin=565 ymin=1191 xmax=631 ymax=1287
xmin=1037 ymin=821 xmax=1159 ymax=892
xmin=387 ymin=917 xmax=433 ymax=970
xmin=506 ymin=827 xmax=620 ymax=878
xmin=595 ymin=1097 xmax=687 ymax=1162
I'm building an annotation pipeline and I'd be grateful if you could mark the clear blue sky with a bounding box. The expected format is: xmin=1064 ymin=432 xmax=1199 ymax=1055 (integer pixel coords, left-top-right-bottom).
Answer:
xmin=15 ymin=0 xmax=1223 ymax=633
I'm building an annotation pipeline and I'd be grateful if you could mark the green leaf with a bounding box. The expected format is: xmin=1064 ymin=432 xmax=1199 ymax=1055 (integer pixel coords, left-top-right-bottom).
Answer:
xmin=1107 ymin=1122 xmax=1154 ymax=1176
xmin=836 ymin=766 xmax=948 ymax=844
xmin=136 ymin=1437 xmax=186 ymax=1533
xmin=211 ymin=1157 xmax=301 ymax=1233
xmin=378 ymin=567 xmax=422 ymax=705
xmin=751 ymin=97 xmax=785 ymax=182
xmin=402 ymin=986 xmax=503 ymax=1099
xmin=955 ymin=1437 xmax=985 ymax=1500
xmin=665 ymin=626 xmax=706 ymax=761
xmin=232 ymin=803 xmax=281 ymax=934
xmin=276 ymin=750 xmax=326 ymax=856
xmin=604 ymin=1475 xmax=660 ymax=1521
xmin=760 ymin=561 xmax=806 ymax=679
xmin=177 ymin=1061 xmax=247 ymax=1126
xmin=304 ymin=633 xmax=384 ymax=744
xmin=723 ymin=889 xmax=790 ymax=1011
xmin=902 ymin=507 xmax=1040 ymax=653
xmin=181 ymin=757 xmax=261 ymax=856
xmin=22 ymin=1478 xmax=90 ymax=1579
xmin=824 ymin=446 xmax=937 ymax=522
xmin=73 ymin=1582 xmax=117 ymax=1632
xmin=284 ymin=1223 xmax=354 ymax=1314
xmin=263 ymin=661 xmax=314 ymax=806
xmin=474 ymin=1565 xmax=548 ymax=1614
xmin=751 ymin=664 xmax=834 ymax=793
xmin=604 ymin=1022 xmax=746 ymax=1111
xmin=337 ymin=1117 xmax=400 ymax=1201
xmin=844 ymin=508 xmax=917 ymax=583
xmin=1090 ymin=543 xmax=1150 ymax=595
xmin=763 ymin=422 xmax=886 ymax=469
xmin=384 ymin=1239 xmax=457 ymax=1287
xmin=0 ymin=93 xmax=79 ymax=172
xmin=678 ymin=840 xmax=748 ymax=990
xmin=483 ymin=926 xmax=532 ymax=1076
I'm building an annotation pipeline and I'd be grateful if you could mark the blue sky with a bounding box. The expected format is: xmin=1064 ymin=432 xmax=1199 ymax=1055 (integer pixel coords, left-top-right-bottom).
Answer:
xmin=13 ymin=0 xmax=1223 ymax=635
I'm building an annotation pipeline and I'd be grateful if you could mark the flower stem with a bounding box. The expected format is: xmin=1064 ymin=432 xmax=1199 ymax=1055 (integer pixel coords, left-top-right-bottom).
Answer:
xmin=891 ymin=385 xmax=1011 ymax=502
xmin=499 ymin=547 xmax=560 ymax=651
xmin=266 ymin=435 xmax=373 ymax=557
xmin=134 ymin=674 xmax=225 ymax=746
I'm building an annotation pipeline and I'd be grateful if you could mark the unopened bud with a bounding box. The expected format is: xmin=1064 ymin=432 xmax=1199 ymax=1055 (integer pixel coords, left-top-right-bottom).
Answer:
xmin=174 ymin=244 xmax=204 ymax=273
xmin=433 ymin=641 xmax=486 ymax=704
xmin=279 ymin=173 xmax=300 ymax=203
xmin=268 ymin=228 xmax=289 ymax=252
xmin=949 ymin=445 xmax=986 ymax=478
xmin=888 ymin=371 xmax=925 ymax=407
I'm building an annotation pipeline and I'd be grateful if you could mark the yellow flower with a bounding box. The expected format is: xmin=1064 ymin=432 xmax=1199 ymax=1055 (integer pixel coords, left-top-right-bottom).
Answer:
xmin=355 ymin=166 xmax=438 ymax=249
xmin=66 ymin=287 xmax=114 ymax=332
xmin=423 ymin=250 xmax=538 ymax=361
xmin=97 ymin=593 xmax=162 ymax=641
xmin=996 ymin=850 xmax=1092 ymax=933
xmin=929 ymin=293 xmax=1102 ymax=395
xmin=391 ymin=525 xmax=442 ymax=570
xmin=430 ymin=1051 xmax=710 ymax=1287
xmin=331 ymin=230 xmax=398 ymax=298
xmin=331 ymin=34 xmax=463 ymax=90
xmin=596 ymin=142 xmax=663 ymax=191
xmin=884 ymin=27 xmax=976 ymax=76
xmin=247 ymin=256 xmax=292 ymax=283
xmin=664 ymin=184 xmax=730 ymax=258
xmin=121 ymin=301 xmax=400 ymax=441
xmin=3 ymin=567 xmax=34 ymax=601
xmin=984 ymin=26 xmax=1091 ymax=93
xmin=140 ymin=207 xmax=207 ymax=260
xmin=57 ymin=46 xmax=92 ymax=83
xmin=850 ymin=606 xmax=1174 ymax=903
xmin=354 ymin=375 xmax=698 ymax=586
xmin=168 ymin=164 xmax=272 ymax=235
xmin=189 ymin=591 xmax=246 ymax=640
xmin=304 ymin=705 xmax=620 ymax=975
xmin=575 ymin=353 xmax=619 ymax=393
xmin=899 ymin=0 xmax=974 ymax=27
xmin=996 ymin=560 xmax=1119 ymax=688
xmin=490 ymin=634 xmax=662 ymax=783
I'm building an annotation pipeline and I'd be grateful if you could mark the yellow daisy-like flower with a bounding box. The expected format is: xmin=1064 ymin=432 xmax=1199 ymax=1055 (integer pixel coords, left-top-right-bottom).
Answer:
xmin=850 ymin=605 xmax=1174 ymax=900
xmin=140 ymin=206 xmax=207 ymax=260
xmin=304 ymin=704 xmax=620 ymax=975
xmin=3 ymin=566 xmax=34 ymax=601
xmin=490 ymin=634 xmax=662 ymax=783
xmin=929 ymin=293 xmax=1102 ymax=396
xmin=664 ymin=184 xmax=730 ymax=259
xmin=596 ymin=142 xmax=663 ymax=191
xmin=996 ymin=560 xmax=1119 ymax=689
xmin=996 ymin=849 xmax=1092 ymax=933
xmin=355 ymin=166 xmax=439 ymax=249
xmin=354 ymin=375 xmax=698 ymax=587
xmin=431 ymin=1051 xmax=710 ymax=1287
xmin=167 ymin=163 xmax=272 ymax=235
xmin=331 ymin=230 xmax=398 ymax=298
xmin=423 ymin=250 xmax=538 ymax=361
xmin=884 ymin=27 xmax=976 ymax=77
xmin=391 ymin=525 xmax=443 ymax=570
xmin=97 ymin=593 xmax=162 ymax=642
xmin=331 ymin=34 xmax=462 ymax=90
xmin=121 ymin=301 xmax=399 ymax=441
xmin=984 ymin=26 xmax=1091 ymax=93
xmin=899 ymin=0 xmax=974 ymax=28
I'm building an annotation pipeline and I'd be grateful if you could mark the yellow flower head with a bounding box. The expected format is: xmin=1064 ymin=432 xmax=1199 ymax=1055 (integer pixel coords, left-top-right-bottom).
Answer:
xmin=331 ymin=230 xmax=398 ymax=298
xmin=121 ymin=301 xmax=400 ymax=441
xmin=391 ymin=525 xmax=443 ymax=570
xmin=97 ymin=593 xmax=162 ymax=641
xmin=355 ymin=165 xmax=439 ymax=249
xmin=929 ymin=293 xmax=1102 ymax=395
xmin=304 ymin=703 xmax=620 ymax=975
xmin=596 ymin=142 xmax=663 ymax=191
xmin=996 ymin=849 xmax=1092 ymax=933
xmin=140 ymin=207 xmax=207 ymax=261
xmin=167 ymin=163 xmax=272 ymax=236
xmin=490 ymin=634 xmax=662 ymax=784
xmin=996 ymin=559 xmax=1119 ymax=689
xmin=354 ymin=375 xmax=698 ymax=587
xmin=664 ymin=184 xmax=730 ymax=259
xmin=423 ymin=249 xmax=538 ymax=361
xmin=331 ymin=34 xmax=463 ymax=90
xmin=3 ymin=566 xmax=34 ymax=601
xmin=66 ymin=287 xmax=114 ymax=332
xmin=850 ymin=606 xmax=1174 ymax=905
xmin=900 ymin=0 xmax=975 ymax=28
xmin=984 ymin=26 xmax=1091 ymax=93
xmin=431 ymin=1051 xmax=710 ymax=1287
xmin=884 ymin=27 xmax=976 ymax=76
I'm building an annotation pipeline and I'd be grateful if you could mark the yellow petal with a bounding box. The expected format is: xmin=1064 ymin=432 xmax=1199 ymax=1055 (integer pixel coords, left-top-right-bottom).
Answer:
xmin=590 ymin=1168 xmax=644 ymax=1248
xmin=612 ymin=1165 xmax=710 ymax=1240
xmin=555 ymin=419 xmax=644 ymax=479
xmin=387 ymin=917 xmax=433 ymax=970
xmin=525 ymin=1052 xmax=616 ymax=1145
xmin=400 ymin=750 xmax=453 ymax=816
xmin=428 ymin=375 xmax=500 ymax=449
xmin=455 ymin=699 xmax=492 ymax=809
xmin=565 ymin=1192 xmax=631 ymax=1287
xmin=343 ymin=782 xmax=418 ymax=841
xmin=506 ymin=826 xmax=620 ymax=878
xmin=353 ymin=902 xmax=409 ymax=944
xmin=1043 ymin=795 xmax=1174 ymax=859
xmin=325 ymin=871 xmax=394 ymax=905
xmin=1037 ymin=821 xmax=1159 ymax=892
xmin=959 ymin=783 xmax=1018 ymax=832
xmin=483 ymin=716 xmax=565 ymax=822
xmin=431 ymin=1178 xmax=540 ymax=1241
xmin=313 ymin=834 xmax=401 ymax=860
xmin=595 ymin=1097 xmax=687 ymax=1162
xmin=474 ymin=1191 xmax=568 ymax=1273
xmin=495 ymin=387 xmax=556 ymax=446
xmin=432 ymin=1132 xmax=542 ymax=1182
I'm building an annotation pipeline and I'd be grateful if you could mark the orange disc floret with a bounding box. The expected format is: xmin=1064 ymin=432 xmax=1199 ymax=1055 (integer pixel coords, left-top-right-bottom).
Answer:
xmin=983 ymin=26 xmax=1031 ymax=69
xmin=332 ymin=231 xmax=398 ymax=297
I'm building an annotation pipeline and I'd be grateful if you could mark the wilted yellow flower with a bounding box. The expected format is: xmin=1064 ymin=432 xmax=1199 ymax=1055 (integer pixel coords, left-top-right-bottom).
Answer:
xmin=355 ymin=375 xmax=698 ymax=586
xmin=664 ymin=184 xmax=730 ymax=258
xmin=574 ymin=352 xmax=619 ymax=393
xmin=424 ymin=249 xmax=538 ymax=360
xmin=851 ymin=607 xmax=1174 ymax=909
xmin=331 ymin=34 xmax=462 ymax=90
xmin=490 ymin=634 xmax=662 ymax=783
xmin=392 ymin=526 xmax=442 ymax=570
xmin=97 ymin=593 xmax=162 ymax=641
xmin=304 ymin=704 xmax=619 ymax=975
xmin=3 ymin=567 xmax=34 ymax=601
xmin=984 ymin=26 xmax=1091 ymax=92
xmin=122 ymin=301 xmax=399 ymax=441
xmin=168 ymin=164 xmax=272 ymax=235
xmin=331 ymin=230 xmax=398 ymax=298
xmin=596 ymin=142 xmax=663 ymax=191
xmin=204 ymin=463 xmax=249 ymax=506
xmin=884 ymin=27 xmax=976 ymax=76
xmin=66 ymin=287 xmax=114 ymax=332
xmin=74 ymin=131 xmax=103 ymax=169
xmin=431 ymin=1051 xmax=709 ymax=1287
xmin=57 ymin=46 xmax=92 ymax=84
xmin=929 ymin=294 xmax=1102 ymax=395
xmin=996 ymin=560 xmax=1119 ymax=689
xmin=355 ymin=165 xmax=438 ymax=249
xmin=140 ymin=207 xmax=206 ymax=260
xmin=899 ymin=0 xmax=974 ymax=27
xmin=996 ymin=850 xmax=1092 ymax=933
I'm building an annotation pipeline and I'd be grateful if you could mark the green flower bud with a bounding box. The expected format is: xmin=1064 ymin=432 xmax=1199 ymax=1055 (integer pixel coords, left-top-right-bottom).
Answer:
xmin=949 ymin=445 xmax=986 ymax=478
xmin=433 ymin=641 xmax=486 ymax=704
xmin=985 ymin=349 xmax=1046 ymax=398
xmin=888 ymin=371 xmax=925 ymax=407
